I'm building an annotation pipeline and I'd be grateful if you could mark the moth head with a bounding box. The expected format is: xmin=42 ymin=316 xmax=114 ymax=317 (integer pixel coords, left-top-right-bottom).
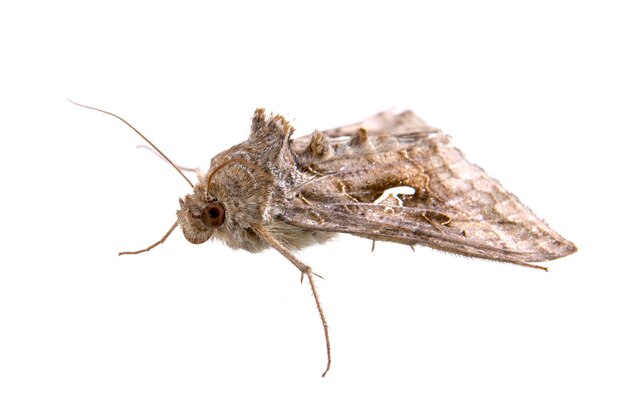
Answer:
xmin=176 ymin=191 xmax=226 ymax=244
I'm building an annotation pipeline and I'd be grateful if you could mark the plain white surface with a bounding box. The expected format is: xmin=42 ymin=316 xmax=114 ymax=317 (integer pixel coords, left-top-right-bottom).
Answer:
xmin=1 ymin=1 xmax=624 ymax=416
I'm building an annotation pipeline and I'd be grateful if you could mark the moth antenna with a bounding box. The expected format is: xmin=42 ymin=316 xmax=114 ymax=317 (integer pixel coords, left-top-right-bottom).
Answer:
xmin=136 ymin=145 xmax=200 ymax=174
xmin=69 ymin=100 xmax=194 ymax=188
xmin=118 ymin=221 xmax=178 ymax=256
xmin=205 ymin=157 xmax=273 ymax=198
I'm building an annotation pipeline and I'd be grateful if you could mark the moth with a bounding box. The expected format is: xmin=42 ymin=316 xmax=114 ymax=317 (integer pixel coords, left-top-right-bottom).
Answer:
xmin=72 ymin=101 xmax=577 ymax=377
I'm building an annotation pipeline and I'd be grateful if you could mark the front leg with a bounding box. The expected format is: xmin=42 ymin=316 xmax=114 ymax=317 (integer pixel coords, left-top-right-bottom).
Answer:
xmin=252 ymin=225 xmax=332 ymax=378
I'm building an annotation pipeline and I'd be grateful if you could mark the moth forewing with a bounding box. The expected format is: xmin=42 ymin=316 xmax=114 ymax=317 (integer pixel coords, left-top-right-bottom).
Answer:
xmin=73 ymin=101 xmax=576 ymax=378
xmin=286 ymin=114 xmax=576 ymax=267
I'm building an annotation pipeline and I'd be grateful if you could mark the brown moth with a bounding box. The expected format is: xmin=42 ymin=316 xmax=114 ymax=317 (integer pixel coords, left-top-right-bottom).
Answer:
xmin=72 ymin=101 xmax=577 ymax=377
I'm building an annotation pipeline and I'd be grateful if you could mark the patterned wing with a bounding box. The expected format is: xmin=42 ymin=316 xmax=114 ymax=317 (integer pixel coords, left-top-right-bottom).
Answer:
xmin=283 ymin=111 xmax=576 ymax=267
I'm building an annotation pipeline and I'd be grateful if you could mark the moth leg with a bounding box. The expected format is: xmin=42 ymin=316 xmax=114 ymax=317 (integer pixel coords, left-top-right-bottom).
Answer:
xmin=136 ymin=145 xmax=203 ymax=176
xmin=253 ymin=226 xmax=332 ymax=378
xmin=119 ymin=221 xmax=178 ymax=255
xmin=373 ymin=240 xmax=414 ymax=253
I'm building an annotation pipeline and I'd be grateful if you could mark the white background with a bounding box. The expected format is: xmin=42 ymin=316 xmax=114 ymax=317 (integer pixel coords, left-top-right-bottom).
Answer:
xmin=1 ymin=1 xmax=624 ymax=416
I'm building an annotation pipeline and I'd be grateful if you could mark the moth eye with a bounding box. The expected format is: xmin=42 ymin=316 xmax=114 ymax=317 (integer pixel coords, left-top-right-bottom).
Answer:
xmin=201 ymin=201 xmax=225 ymax=227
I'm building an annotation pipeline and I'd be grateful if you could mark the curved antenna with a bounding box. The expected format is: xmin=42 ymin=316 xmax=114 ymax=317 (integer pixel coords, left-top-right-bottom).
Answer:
xmin=69 ymin=100 xmax=194 ymax=188
xmin=118 ymin=221 xmax=178 ymax=256
xmin=205 ymin=157 xmax=273 ymax=198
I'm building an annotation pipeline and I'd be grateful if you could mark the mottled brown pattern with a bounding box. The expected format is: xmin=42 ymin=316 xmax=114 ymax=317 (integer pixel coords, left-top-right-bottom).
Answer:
xmin=175 ymin=108 xmax=575 ymax=375
xmin=285 ymin=110 xmax=576 ymax=266
xmin=73 ymin=101 xmax=576 ymax=377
